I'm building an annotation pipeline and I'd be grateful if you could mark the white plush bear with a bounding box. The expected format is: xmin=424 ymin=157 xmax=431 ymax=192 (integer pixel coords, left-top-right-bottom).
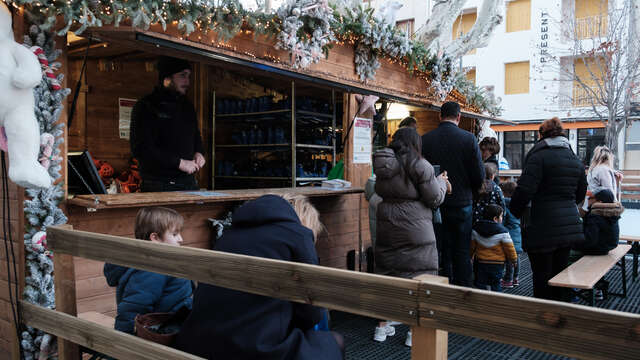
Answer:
xmin=0 ymin=2 xmax=51 ymax=189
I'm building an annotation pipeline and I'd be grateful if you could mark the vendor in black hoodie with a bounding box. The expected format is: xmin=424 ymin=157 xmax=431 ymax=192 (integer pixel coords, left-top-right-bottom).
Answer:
xmin=576 ymin=189 xmax=624 ymax=255
xmin=130 ymin=56 xmax=205 ymax=192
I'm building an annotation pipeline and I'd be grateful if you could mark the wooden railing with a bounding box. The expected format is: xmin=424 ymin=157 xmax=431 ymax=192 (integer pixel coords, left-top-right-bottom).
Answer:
xmin=575 ymin=15 xmax=608 ymax=39
xmin=19 ymin=226 xmax=640 ymax=360
xmin=572 ymin=85 xmax=599 ymax=107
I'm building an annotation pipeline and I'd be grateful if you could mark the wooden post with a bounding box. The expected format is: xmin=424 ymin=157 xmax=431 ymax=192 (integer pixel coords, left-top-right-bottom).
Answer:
xmin=412 ymin=274 xmax=448 ymax=360
xmin=342 ymin=94 xmax=373 ymax=271
xmin=53 ymin=225 xmax=79 ymax=360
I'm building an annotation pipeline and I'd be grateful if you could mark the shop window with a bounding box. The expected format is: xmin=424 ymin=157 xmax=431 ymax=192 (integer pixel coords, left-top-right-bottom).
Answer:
xmin=577 ymin=128 xmax=605 ymax=165
xmin=626 ymin=121 xmax=640 ymax=169
xmin=573 ymin=57 xmax=606 ymax=107
xmin=396 ymin=19 xmax=415 ymax=39
xmin=452 ymin=12 xmax=477 ymax=54
xmin=466 ymin=68 xmax=476 ymax=85
xmin=505 ymin=61 xmax=530 ymax=95
xmin=503 ymin=131 xmax=537 ymax=169
xmin=575 ymin=0 xmax=608 ymax=39
xmin=506 ymin=0 xmax=531 ymax=33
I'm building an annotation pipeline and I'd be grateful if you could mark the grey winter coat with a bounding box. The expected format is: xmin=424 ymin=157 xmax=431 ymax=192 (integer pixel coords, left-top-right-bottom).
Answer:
xmin=373 ymin=148 xmax=447 ymax=278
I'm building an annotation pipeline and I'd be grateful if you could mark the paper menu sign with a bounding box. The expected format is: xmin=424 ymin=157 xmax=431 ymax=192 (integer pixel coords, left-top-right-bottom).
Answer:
xmin=353 ymin=117 xmax=372 ymax=164
xmin=119 ymin=98 xmax=136 ymax=140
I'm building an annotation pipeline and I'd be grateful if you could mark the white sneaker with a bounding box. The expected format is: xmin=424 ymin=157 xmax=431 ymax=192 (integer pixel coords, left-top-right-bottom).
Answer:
xmin=405 ymin=331 xmax=412 ymax=347
xmin=387 ymin=320 xmax=402 ymax=326
xmin=373 ymin=325 xmax=396 ymax=342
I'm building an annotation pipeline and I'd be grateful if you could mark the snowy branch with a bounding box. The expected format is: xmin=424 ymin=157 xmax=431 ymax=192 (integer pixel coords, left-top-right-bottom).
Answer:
xmin=444 ymin=0 xmax=504 ymax=59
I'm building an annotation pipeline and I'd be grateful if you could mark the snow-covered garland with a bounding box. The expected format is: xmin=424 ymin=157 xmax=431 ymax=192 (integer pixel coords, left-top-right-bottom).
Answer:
xmin=20 ymin=23 xmax=70 ymax=360
xmin=453 ymin=73 xmax=503 ymax=117
xmin=275 ymin=0 xmax=335 ymax=68
xmin=333 ymin=5 xmax=411 ymax=81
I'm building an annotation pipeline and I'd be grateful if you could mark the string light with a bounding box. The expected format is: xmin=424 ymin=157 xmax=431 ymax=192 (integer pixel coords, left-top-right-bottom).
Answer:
xmin=2 ymin=0 xmax=493 ymax=113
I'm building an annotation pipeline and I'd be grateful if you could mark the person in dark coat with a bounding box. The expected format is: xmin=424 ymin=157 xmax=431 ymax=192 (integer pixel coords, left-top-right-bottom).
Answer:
xmin=509 ymin=117 xmax=587 ymax=301
xmin=372 ymin=127 xmax=448 ymax=346
xmin=422 ymin=101 xmax=485 ymax=287
xmin=130 ymin=56 xmax=205 ymax=192
xmin=576 ymin=189 xmax=624 ymax=255
xmin=175 ymin=195 xmax=343 ymax=360
xmin=103 ymin=207 xmax=193 ymax=334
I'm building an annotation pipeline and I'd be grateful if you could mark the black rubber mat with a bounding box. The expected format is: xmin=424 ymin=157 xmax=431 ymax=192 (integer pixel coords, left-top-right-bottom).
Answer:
xmin=331 ymin=253 xmax=639 ymax=360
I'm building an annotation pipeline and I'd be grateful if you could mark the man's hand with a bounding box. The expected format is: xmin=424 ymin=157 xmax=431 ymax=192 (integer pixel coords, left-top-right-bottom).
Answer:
xmin=179 ymin=159 xmax=199 ymax=174
xmin=194 ymin=152 xmax=206 ymax=168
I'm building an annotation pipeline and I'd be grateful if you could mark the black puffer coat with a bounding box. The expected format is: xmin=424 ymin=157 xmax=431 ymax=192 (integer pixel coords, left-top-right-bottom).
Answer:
xmin=576 ymin=203 xmax=624 ymax=255
xmin=509 ymin=136 xmax=587 ymax=253
xmin=175 ymin=195 xmax=341 ymax=360
xmin=373 ymin=148 xmax=446 ymax=278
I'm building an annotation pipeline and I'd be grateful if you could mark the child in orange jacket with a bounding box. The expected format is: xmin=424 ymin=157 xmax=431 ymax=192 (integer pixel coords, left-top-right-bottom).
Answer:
xmin=471 ymin=204 xmax=518 ymax=292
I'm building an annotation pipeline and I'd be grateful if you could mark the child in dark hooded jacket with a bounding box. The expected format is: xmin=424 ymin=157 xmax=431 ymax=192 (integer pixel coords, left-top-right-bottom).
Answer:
xmin=103 ymin=207 xmax=193 ymax=334
xmin=576 ymin=189 xmax=624 ymax=255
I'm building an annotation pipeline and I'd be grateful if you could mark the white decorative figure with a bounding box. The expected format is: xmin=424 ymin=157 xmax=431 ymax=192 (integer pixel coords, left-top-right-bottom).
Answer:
xmin=375 ymin=0 xmax=403 ymax=27
xmin=0 ymin=3 xmax=51 ymax=189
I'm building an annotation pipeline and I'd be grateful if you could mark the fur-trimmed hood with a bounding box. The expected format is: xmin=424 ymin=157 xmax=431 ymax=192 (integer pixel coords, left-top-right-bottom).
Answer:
xmin=590 ymin=202 xmax=624 ymax=218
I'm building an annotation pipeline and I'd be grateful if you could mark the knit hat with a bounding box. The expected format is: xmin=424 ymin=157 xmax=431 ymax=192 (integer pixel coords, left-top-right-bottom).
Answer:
xmin=157 ymin=56 xmax=191 ymax=83
xmin=594 ymin=189 xmax=615 ymax=203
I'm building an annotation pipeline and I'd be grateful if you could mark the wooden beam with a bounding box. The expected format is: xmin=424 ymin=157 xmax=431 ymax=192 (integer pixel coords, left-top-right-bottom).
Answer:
xmin=53 ymin=224 xmax=79 ymax=360
xmin=20 ymin=301 xmax=203 ymax=360
xmin=46 ymin=226 xmax=640 ymax=360
xmin=417 ymin=281 xmax=640 ymax=360
xmin=46 ymin=226 xmax=420 ymax=325
xmin=412 ymin=275 xmax=448 ymax=360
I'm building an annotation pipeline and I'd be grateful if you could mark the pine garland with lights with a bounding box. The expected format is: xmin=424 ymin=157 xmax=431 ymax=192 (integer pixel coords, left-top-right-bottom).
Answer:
xmin=3 ymin=0 xmax=500 ymax=115
xmin=18 ymin=20 xmax=70 ymax=360
xmin=275 ymin=0 xmax=335 ymax=68
xmin=453 ymin=73 xmax=503 ymax=117
xmin=331 ymin=4 xmax=411 ymax=81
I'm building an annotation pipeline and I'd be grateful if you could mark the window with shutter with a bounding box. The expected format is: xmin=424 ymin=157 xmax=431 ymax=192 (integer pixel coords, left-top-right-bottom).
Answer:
xmin=506 ymin=0 xmax=531 ymax=32
xmin=575 ymin=0 xmax=608 ymax=39
xmin=452 ymin=12 xmax=478 ymax=54
xmin=504 ymin=61 xmax=530 ymax=94
xmin=466 ymin=68 xmax=476 ymax=85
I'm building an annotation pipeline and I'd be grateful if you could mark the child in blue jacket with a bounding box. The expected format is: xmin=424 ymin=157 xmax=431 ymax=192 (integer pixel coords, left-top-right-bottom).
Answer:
xmin=104 ymin=207 xmax=193 ymax=334
xmin=499 ymin=181 xmax=522 ymax=288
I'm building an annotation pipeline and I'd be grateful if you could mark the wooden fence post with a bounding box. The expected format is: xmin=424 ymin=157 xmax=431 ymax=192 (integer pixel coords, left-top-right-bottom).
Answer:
xmin=412 ymin=274 xmax=448 ymax=360
xmin=52 ymin=225 xmax=79 ymax=360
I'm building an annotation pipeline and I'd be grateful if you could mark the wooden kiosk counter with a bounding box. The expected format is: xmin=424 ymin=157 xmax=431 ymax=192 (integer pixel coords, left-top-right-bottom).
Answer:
xmin=65 ymin=188 xmax=364 ymax=317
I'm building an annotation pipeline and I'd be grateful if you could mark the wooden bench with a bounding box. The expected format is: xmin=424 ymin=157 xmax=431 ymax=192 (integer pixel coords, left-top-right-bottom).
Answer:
xmin=548 ymin=245 xmax=631 ymax=306
xmin=621 ymin=235 xmax=640 ymax=279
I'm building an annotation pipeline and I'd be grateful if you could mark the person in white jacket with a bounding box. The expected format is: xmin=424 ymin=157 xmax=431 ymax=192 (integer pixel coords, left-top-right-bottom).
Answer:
xmin=583 ymin=146 xmax=623 ymax=211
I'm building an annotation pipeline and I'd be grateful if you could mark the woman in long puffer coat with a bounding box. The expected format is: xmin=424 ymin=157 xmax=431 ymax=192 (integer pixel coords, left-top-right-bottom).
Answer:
xmin=372 ymin=127 xmax=448 ymax=346
xmin=509 ymin=117 xmax=587 ymax=301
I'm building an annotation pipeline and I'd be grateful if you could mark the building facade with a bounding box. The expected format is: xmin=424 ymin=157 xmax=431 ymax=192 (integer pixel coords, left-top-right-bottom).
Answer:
xmin=366 ymin=0 xmax=640 ymax=170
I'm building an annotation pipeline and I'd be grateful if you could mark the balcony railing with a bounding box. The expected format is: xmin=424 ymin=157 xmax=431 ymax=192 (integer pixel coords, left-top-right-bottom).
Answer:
xmin=575 ymin=15 xmax=608 ymax=39
xmin=572 ymin=85 xmax=599 ymax=107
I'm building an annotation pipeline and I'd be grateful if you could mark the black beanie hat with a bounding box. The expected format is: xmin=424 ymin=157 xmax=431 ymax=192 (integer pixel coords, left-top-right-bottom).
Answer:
xmin=594 ymin=189 xmax=615 ymax=203
xmin=157 ymin=56 xmax=191 ymax=83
